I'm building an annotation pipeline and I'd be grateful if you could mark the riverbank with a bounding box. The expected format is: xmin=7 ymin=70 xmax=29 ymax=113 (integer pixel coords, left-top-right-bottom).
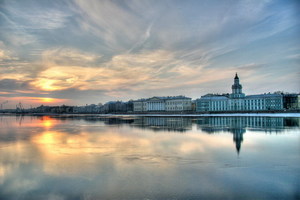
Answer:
xmin=1 ymin=112 xmax=300 ymax=117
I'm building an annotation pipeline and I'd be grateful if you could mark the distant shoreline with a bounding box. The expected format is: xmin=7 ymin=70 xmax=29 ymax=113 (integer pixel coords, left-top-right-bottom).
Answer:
xmin=1 ymin=112 xmax=300 ymax=118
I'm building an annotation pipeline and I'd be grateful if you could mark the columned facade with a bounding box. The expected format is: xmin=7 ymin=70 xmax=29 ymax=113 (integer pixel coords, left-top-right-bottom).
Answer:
xmin=147 ymin=99 xmax=165 ymax=111
xmin=196 ymin=74 xmax=284 ymax=112
xmin=133 ymin=96 xmax=192 ymax=112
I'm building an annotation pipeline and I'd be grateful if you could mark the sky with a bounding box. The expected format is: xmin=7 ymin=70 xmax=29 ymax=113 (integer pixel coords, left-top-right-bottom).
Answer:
xmin=0 ymin=0 xmax=299 ymax=108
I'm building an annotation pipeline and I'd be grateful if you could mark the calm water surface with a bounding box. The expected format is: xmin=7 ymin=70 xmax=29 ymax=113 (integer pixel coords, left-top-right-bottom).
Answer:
xmin=0 ymin=115 xmax=299 ymax=200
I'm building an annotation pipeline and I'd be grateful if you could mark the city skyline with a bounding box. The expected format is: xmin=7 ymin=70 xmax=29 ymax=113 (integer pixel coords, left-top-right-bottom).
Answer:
xmin=0 ymin=0 xmax=300 ymax=108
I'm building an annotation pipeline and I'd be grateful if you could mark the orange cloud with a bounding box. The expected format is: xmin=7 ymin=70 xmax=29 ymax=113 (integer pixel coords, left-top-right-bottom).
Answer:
xmin=1 ymin=97 xmax=70 ymax=108
xmin=18 ymin=97 xmax=67 ymax=103
xmin=31 ymin=49 xmax=176 ymax=93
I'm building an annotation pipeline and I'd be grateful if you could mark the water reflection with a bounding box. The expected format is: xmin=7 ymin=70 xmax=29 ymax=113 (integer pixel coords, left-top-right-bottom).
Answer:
xmin=0 ymin=115 xmax=299 ymax=156
xmin=0 ymin=115 xmax=299 ymax=199
xmin=132 ymin=117 xmax=193 ymax=132
xmin=49 ymin=115 xmax=299 ymax=154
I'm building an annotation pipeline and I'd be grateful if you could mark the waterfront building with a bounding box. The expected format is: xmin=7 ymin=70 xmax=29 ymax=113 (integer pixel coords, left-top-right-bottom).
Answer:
xmin=165 ymin=96 xmax=192 ymax=111
xmin=133 ymin=99 xmax=147 ymax=112
xmin=196 ymin=73 xmax=289 ymax=112
xmin=146 ymin=97 xmax=166 ymax=111
xmin=133 ymin=96 xmax=192 ymax=112
xmin=283 ymin=94 xmax=300 ymax=110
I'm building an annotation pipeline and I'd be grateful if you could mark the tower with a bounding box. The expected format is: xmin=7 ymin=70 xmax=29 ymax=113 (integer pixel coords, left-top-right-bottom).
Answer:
xmin=230 ymin=73 xmax=245 ymax=98
xmin=232 ymin=128 xmax=245 ymax=155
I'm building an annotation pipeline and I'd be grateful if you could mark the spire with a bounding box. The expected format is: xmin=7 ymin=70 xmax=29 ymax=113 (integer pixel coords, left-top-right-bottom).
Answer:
xmin=231 ymin=73 xmax=245 ymax=98
xmin=234 ymin=73 xmax=239 ymax=79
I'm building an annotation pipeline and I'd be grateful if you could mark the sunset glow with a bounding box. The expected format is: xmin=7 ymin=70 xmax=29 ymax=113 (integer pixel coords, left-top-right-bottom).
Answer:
xmin=0 ymin=97 xmax=69 ymax=108
xmin=34 ymin=79 xmax=59 ymax=91
xmin=39 ymin=98 xmax=58 ymax=103
xmin=26 ymin=97 xmax=67 ymax=104
xmin=0 ymin=0 xmax=299 ymax=107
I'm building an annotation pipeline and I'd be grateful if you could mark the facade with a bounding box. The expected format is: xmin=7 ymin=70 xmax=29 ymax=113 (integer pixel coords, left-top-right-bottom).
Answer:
xmin=133 ymin=99 xmax=147 ymax=112
xmin=165 ymin=97 xmax=192 ymax=111
xmin=196 ymin=74 xmax=287 ymax=112
xmin=283 ymin=94 xmax=300 ymax=110
xmin=146 ymin=97 xmax=166 ymax=111
xmin=133 ymin=96 xmax=192 ymax=112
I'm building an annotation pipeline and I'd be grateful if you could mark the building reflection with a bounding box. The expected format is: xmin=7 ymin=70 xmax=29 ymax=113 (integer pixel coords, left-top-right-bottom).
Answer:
xmin=1 ymin=115 xmax=299 ymax=155
xmin=52 ymin=116 xmax=193 ymax=132
xmin=52 ymin=116 xmax=299 ymax=154
xmin=0 ymin=115 xmax=299 ymax=200
xmin=132 ymin=117 xmax=193 ymax=132
xmin=196 ymin=116 xmax=299 ymax=154
xmin=232 ymin=128 xmax=244 ymax=154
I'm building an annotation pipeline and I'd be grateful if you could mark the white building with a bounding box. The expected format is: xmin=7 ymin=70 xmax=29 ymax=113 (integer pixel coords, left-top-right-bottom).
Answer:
xmin=196 ymin=74 xmax=284 ymax=112
xmin=165 ymin=97 xmax=192 ymax=111
xmin=133 ymin=96 xmax=192 ymax=112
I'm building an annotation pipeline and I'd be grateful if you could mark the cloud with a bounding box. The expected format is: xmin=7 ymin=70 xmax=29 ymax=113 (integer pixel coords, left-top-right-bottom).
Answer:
xmin=0 ymin=79 xmax=31 ymax=91
xmin=31 ymin=66 xmax=90 ymax=91
xmin=0 ymin=0 xmax=299 ymax=106
xmin=0 ymin=42 xmax=41 ymax=83
xmin=286 ymin=53 xmax=300 ymax=60
xmin=42 ymin=47 xmax=102 ymax=67
xmin=0 ymin=9 xmax=36 ymax=46
xmin=73 ymin=0 xmax=149 ymax=51
xmin=2 ymin=0 xmax=71 ymax=30
xmin=32 ymin=49 xmax=176 ymax=92
xmin=32 ymin=48 xmax=220 ymax=96
xmin=0 ymin=49 xmax=13 ymax=62
xmin=0 ymin=42 xmax=18 ymax=62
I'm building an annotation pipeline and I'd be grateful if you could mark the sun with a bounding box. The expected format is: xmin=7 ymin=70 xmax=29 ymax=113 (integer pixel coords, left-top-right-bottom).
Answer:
xmin=40 ymin=98 xmax=56 ymax=103
xmin=27 ymin=97 xmax=67 ymax=105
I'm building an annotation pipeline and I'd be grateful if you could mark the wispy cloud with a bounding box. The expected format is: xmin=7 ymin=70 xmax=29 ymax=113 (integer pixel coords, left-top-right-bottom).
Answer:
xmin=286 ymin=53 xmax=300 ymax=60
xmin=73 ymin=0 xmax=149 ymax=51
xmin=0 ymin=0 xmax=299 ymax=107
xmin=32 ymin=49 xmax=176 ymax=92
xmin=0 ymin=42 xmax=18 ymax=61
xmin=2 ymin=1 xmax=71 ymax=30
xmin=41 ymin=47 xmax=102 ymax=67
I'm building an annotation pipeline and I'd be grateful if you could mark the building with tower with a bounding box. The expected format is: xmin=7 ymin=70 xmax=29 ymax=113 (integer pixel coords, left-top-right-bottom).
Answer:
xmin=196 ymin=73 xmax=284 ymax=112
xmin=230 ymin=73 xmax=245 ymax=99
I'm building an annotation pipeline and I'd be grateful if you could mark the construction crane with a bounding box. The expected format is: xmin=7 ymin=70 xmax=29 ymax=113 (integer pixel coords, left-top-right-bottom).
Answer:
xmin=16 ymin=102 xmax=24 ymax=113
xmin=0 ymin=100 xmax=8 ymax=110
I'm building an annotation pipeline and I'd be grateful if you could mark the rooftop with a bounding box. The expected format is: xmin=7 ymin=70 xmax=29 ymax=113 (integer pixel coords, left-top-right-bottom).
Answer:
xmin=134 ymin=95 xmax=191 ymax=102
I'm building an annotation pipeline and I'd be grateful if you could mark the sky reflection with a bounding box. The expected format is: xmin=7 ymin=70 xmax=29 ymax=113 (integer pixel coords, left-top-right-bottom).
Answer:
xmin=0 ymin=115 xmax=299 ymax=199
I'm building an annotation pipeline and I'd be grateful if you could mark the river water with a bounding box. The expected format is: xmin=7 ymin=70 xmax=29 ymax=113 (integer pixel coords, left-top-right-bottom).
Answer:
xmin=0 ymin=115 xmax=299 ymax=200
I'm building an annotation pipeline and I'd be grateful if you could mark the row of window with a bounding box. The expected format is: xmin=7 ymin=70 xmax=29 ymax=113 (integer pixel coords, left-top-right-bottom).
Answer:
xmin=166 ymin=101 xmax=190 ymax=105
xmin=197 ymin=99 xmax=283 ymax=111
xmin=167 ymin=106 xmax=191 ymax=110
xmin=207 ymin=118 xmax=283 ymax=127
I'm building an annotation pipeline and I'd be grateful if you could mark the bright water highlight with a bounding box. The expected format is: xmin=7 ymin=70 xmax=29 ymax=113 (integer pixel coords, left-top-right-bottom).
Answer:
xmin=0 ymin=115 xmax=299 ymax=199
